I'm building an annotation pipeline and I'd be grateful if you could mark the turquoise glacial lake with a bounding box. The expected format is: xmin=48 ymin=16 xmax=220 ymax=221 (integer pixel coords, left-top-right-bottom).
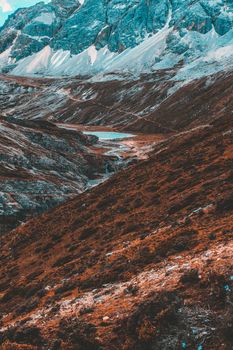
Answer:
xmin=83 ymin=131 xmax=135 ymax=140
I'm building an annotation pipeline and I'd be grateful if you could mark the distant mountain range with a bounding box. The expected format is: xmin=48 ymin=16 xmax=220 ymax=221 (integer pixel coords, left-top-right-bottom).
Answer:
xmin=0 ymin=0 xmax=233 ymax=80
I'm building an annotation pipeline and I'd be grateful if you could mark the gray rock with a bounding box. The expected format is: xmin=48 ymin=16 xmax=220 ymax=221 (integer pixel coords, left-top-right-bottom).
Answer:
xmin=1 ymin=0 xmax=233 ymax=67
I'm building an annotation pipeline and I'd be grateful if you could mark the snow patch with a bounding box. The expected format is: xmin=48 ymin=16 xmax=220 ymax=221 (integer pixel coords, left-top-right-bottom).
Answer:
xmin=88 ymin=45 xmax=97 ymax=65
xmin=12 ymin=46 xmax=52 ymax=75
xmin=0 ymin=46 xmax=12 ymax=68
xmin=8 ymin=8 xmax=233 ymax=83
xmin=33 ymin=12 xmax=56 ymax=25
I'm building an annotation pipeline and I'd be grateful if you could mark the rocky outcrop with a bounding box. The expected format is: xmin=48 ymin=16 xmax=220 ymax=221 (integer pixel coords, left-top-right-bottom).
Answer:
xmin=0 ymin=117 xmax=108 ymax=233
xmin=1 ymin=0 xmax=233 ymax=77
xmin=0 ymin=0 xmax=80 ymax=60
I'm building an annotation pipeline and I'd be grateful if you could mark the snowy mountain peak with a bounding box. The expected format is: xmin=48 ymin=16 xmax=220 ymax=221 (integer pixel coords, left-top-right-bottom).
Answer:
xmin=0 ymin=0 xmax=233 ymax=79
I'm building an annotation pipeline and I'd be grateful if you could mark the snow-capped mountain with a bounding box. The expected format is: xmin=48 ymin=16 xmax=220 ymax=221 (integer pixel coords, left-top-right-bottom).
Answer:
xmin=1 ymin=0 xmax=233 ymax=79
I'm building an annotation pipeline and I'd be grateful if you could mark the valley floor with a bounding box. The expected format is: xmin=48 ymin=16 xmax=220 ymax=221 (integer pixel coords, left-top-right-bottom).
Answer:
xmin=56 ymin=123 xmax=165 ymax=160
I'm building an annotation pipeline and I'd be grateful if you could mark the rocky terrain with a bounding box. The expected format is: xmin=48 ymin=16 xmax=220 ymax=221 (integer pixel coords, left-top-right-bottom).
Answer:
xmin=0 ymin=100 xmax=232 ymax=349
xmin=1 ymin=0 xmax=233 ymax=79
xmin=0 ymin=116 xmax=115 ymax=234
xmin=0 ymin=71 xmax=176 ymax=126
xmin=0 ymin=1 xmax=232 ymax=349
xmin=1 ymin=68 xmax=233 ymax=134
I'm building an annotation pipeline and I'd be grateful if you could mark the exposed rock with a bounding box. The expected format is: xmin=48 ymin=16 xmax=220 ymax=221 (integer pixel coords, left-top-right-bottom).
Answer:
xmin=0 ymin=117 xmax=108 ymax=233
xmin=1 ymin=0 xmax=233 ymax=77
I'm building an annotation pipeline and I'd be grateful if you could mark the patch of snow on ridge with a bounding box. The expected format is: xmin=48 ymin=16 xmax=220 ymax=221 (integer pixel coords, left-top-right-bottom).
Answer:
xmin=33 ymin=12 xmax=56 ymax=25
xmin=105 ymin=25 xmax=173 ymax=74
xmin=205 ymin=44 xmax=233 ymax=61
xmin=88 ymin=45 xmax=97 ymax=65
xmin=13 ymin=46 xmax=52 ymax=75
xmin=9 ymin=6 xmax=233 ymax=82
xmin=0 ymin=46 xmax=12 ymax=69
xmin=12 ymin=45 xmax=116 ymax=77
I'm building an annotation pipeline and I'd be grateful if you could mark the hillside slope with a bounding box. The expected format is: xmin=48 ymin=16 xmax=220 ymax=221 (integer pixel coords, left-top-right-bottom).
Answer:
xmin=0 ymin=2 xmax=233 ymax=349
xmin=0 ymin=111 xmax=232 ymax=349
xmin=1 ymin=70 xmax=233 ymax=133
xmin=0 ymin=117 xmax=108 ymax=234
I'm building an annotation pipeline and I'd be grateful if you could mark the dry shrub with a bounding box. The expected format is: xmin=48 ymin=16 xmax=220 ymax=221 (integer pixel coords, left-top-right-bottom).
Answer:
xmin=0 ymin=326 xmax=43 ymax=347
xmin=115 ymin=291 xmax=181 ymax=350
xmin=1 ymin=341 xmax=37 ymax=349
xmin=57 ymin=317 xmax=101 ymax=350
xmin=216 ymin=193 xmax=233 ymax=214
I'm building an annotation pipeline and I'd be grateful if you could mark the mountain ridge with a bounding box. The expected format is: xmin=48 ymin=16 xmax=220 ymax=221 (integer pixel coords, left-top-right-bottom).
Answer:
xmin=1 ymin=0 xmax=233 ymax=79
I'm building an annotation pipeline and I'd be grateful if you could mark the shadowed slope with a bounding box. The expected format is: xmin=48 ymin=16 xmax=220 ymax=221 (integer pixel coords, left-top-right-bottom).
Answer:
xmin=0 ymin=117 xmax=106 ymax=234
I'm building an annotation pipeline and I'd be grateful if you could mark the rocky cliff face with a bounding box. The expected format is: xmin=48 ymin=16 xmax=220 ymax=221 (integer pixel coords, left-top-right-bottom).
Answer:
xmin=0 ymin=0 xmax=79 ymax=61
xmin=1 ymin=0 xmax=233 ymax=78
xmin=0 ymin=116 xmax=109 ymax=234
